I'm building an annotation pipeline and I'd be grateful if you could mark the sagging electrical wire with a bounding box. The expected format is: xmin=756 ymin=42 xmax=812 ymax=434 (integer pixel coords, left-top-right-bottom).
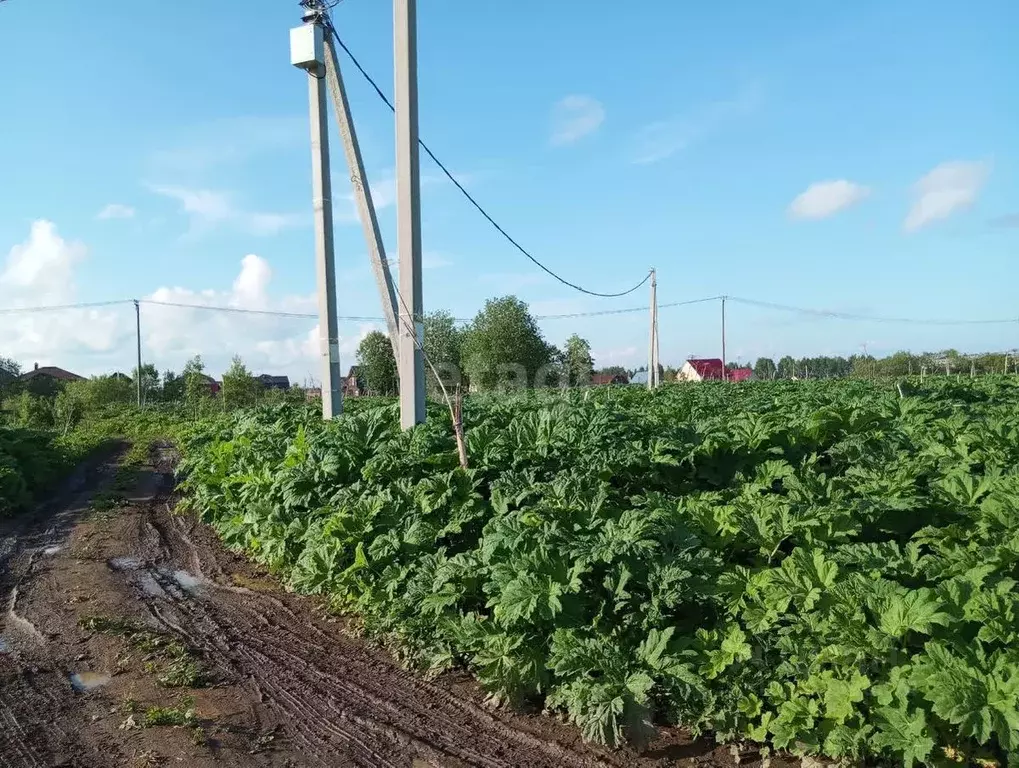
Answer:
xmin=324 ymin=20 xmax=652 ymax=299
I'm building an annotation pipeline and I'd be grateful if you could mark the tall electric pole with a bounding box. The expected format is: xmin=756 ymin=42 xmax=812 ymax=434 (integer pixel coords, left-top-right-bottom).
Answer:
xmin=395 ymin=0 xmax=426 ymax=428
xmin=292 ymin=6 xmax=342 ymax=419
xmin=647 ymin=268 xmax=657 ymax=389
xmin=322 ymin=34 xmax=401 ymax=362
xmin=720 ymin=296 xmax=727 ymax=381
xmin=133 ymin=300 xmax=142 ymax=407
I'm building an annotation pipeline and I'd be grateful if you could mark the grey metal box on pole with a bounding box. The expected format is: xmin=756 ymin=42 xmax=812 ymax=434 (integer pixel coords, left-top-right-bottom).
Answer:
xmin=291 ymin=20 xmax=342 ymax=419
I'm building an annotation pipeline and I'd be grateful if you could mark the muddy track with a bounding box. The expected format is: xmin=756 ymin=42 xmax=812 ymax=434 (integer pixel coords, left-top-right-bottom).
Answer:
xmin=0 ymin=444 xmax=785 ymax=768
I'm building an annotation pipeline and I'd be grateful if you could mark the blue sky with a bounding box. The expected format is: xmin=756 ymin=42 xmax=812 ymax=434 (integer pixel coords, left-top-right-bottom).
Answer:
xmin=0 ymin=0 xmax=1016 ymax=379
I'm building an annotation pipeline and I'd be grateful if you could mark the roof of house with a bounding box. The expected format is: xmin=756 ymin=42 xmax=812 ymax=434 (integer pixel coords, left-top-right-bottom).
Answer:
xmin=592 ymin=372 xmax=628 ymax=385
xmin=685 ymin=358 xmax=724 ymax=379
xmin=19 ymin=365 xmax=84 ymax=382
xmin=257 ymin=374 xmax=290 ymax=386
xmin=346 ymin=366 xmax=360 ymax=378
xmin=728 ymin=367 xmax=754 ymax=382
xmin=630 ymin=370 xmax=649 ymax=385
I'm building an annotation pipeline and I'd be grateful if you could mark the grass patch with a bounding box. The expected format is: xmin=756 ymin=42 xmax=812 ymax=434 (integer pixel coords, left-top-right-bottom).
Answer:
xmin=142 ymin=697 xmax=199 ymax=727
xmin=86 ymin=490 xmax=127 ymax=520
xmin=79 ymin=615 xmax=208 ymax=688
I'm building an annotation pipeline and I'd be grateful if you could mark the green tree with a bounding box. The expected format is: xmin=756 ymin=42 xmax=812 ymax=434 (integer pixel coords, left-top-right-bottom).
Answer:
xmin=53 ymin=384 xmax=86 ymax=434
xmin=356 ymin=331 xmax=398 ymax=395
xmin=563 ymin=334 xmax=594 ymax=387
xmin=11 ymin=391 xmax=53 ymax=428
xmin=83 ymin=374 xmax=133 ymax=408
xmin=221 ymin=355 xmax=260 ymax=409
xmin=776 ymin=356 xmax=797 ymax=379
xmin=183 ymin=355 xmax=211 ymax=412
xmin=0 ymin=357 xmax=19 ymax=384
xmin=753 ymin=357 xmax=777 ymax=380
xmin=462 ymin=297 xmax=554 ymax=391
xmin=162 ymin=370 xmax=184 ymax=402
xmin=133 ymin=363 xmax=160 ymax=403
xmin=423 ymin=310 xmax=464 ymax=395
xmin=598 ymin=365 xmax=629 ymax=378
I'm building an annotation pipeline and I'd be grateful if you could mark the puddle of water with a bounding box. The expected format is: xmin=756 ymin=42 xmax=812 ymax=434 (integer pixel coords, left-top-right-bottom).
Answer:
xmin=171 ymin=570 xmax=203 ymax=592
xmin=109 ymin=556 xmax=142 ymax=571
xmin=69 ymin=672 xmax=111 ymax=692
xmin=136 ymin=573 xmax=164 ymax=597
xmin=42 ymin=545 xmax=62 ymax=556
xmin=0 ymin=636 xmax=9 ymax=653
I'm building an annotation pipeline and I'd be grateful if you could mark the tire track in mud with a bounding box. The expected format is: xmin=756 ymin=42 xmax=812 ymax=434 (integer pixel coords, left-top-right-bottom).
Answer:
xmin=123 ymin=490 xmax=616 ymax=768
xmin=0 ymin=446 xmax=130 ymax=768
xmin=3 ymin=444 xmax=762 ymax=768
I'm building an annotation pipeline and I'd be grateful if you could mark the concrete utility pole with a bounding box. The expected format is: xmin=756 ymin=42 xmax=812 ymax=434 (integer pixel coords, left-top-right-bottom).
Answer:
xmin=647 ymin=268 xmax=657 ymax=389
xmin=133 ymin=300 xmax=142 ymax=407
xmin=394 ymin=0 xmax=426 ymax=428
xmin=322 ymin=35 xmax=401 ymax=361
xmin=720 ymin=296 xmax=727 ymax=381
xmin=292 ymin=7 xmax=342 ymax=419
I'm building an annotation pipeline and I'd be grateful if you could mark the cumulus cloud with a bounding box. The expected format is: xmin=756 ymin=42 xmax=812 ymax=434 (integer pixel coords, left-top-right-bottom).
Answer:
xmin=630 ymin=84 xmax=763 ymax=165
xmin=97 ymin=203 xmax=136 ymax=220
xmin=0 ymin=221 xmax=127 ymax=368
xmin=0 ymin=221 xmax=371 ymax=380
xmin=904 ymin=161 xmax=989 ymax=232
xmin=550 ymin=95 xmax=605 ymax=146
xmin=788 ymin=180 xmax=870 ymax=220
xmin=148 ymin=184 xmax=306 ymax=236
xmin=141 ymin=254 xmax=376 ymax=378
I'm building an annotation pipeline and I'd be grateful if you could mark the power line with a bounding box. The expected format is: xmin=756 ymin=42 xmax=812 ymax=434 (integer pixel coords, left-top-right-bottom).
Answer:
xmin=1 ymin=293 xmax=1010 ymax=325
xmin=0 ymin=299 xmax=132 ymax=315
xmin=325 ymin=21 xmax=651 ymax=299
xmin=138 ymin=299 xmax=382 ymax=322
xmin=726 ymin=296 xmax=1019 ymax=326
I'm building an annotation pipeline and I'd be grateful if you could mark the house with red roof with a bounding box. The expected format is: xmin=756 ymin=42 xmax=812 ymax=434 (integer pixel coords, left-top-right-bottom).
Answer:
xmin=678 ymin=358 xmax=725 ymax=382
xmin=677 ymin=359 xmax=753 ymax=383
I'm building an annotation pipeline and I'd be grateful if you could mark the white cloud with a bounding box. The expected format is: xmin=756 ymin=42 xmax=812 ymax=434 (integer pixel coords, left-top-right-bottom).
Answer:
xmin=788 ymin=180 xmax=870 ymax=220
xmin=0 ymin=221 xmax=127 ymax=367
xmin=0 ymin=221 xmax=363 ymax=380
xmin=97 ymin=203 xmax=136 ymax=220
xmin=630 ymin=85 xmax=763 ymax=165
xmin=904 ymin=160 xmax=989 ymax=232
xmin=550 ymin=95 xmax=605 ymax=146
xmin=148 ymin=184 xmax=305 ymax=236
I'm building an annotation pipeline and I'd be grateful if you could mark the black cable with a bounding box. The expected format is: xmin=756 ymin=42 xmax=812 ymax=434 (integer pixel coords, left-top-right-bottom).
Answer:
xmin=326 ymin=24 xmax=652 ymax=299
xmin=0 ymin=299 xmax=133 ymax=315
xmin=139 ymin=300 xmax=382 ymax=322
xmin=726 ymin=296 xmax=1019 ymax=326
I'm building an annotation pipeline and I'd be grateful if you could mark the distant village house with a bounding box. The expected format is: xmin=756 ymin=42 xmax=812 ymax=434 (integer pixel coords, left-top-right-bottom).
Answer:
xmin=676 ymin=359 xmax=753 ymax=383
xmin=19 ymin=363 xmax=84 ymax=384
xmin=257 ymin=374 xmax=291 ymax=391
xmin=591 ymin=372 xmax=629 ymax=386
xmin=343 ymin=366 xmax=363 ymax=397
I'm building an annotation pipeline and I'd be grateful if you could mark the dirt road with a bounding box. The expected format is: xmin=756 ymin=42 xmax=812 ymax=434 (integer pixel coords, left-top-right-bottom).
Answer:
xmin=0 ymin=444 xmax=783 ymax=768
